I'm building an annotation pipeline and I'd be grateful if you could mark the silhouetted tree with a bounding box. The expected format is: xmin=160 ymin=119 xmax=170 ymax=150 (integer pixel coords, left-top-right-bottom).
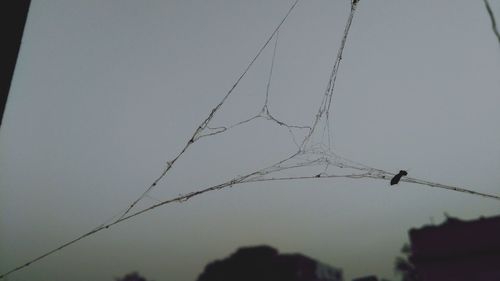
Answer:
xmin=197 ymin=245 xmax=342 ymax=281
xmin=394 ymin=244 xmax=419 ymax=281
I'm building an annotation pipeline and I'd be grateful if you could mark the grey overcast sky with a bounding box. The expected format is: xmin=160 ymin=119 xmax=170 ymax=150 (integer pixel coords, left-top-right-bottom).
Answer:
xmin=1 ymin=0 xmax=500 ymax=280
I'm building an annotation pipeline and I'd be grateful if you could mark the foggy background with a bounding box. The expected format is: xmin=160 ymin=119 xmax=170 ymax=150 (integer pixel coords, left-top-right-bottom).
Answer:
xmin=1 ymin=0 xmax=500 ymax=280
